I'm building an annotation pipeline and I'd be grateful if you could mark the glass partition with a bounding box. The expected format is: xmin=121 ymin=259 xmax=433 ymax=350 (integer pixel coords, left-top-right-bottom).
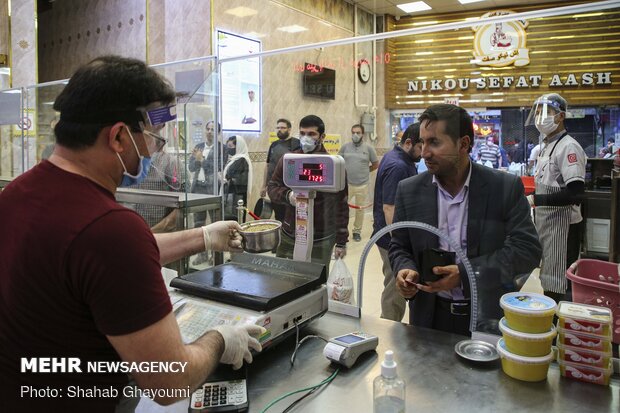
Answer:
xmin=0 ymin=88 xmax=23 ymax=183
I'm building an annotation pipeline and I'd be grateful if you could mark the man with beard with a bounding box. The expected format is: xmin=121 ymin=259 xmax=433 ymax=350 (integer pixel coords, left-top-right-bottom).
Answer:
xmin=390 ymin=104 xmax=541 ymax=335
xmin=372 ymin=122 xmax=422 ymax=321
xmin=338 ymin=124 xmax=379 ymax=242
xmin=261 ymin=118 xmax=300 ymax=221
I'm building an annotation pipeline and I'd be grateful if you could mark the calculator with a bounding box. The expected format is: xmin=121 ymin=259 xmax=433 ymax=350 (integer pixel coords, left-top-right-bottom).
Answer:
xmin=189 ymin=364 xmax=248 ymax=412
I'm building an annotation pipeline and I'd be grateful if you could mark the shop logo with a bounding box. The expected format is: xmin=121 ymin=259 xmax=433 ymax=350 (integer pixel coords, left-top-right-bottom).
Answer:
xmin=472 ymin=10 xmax=529 ymax=67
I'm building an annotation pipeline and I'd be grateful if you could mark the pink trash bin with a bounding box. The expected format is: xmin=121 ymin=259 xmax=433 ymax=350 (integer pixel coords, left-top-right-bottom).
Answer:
xmin=566 ymin=259 xmax=620 ymax=344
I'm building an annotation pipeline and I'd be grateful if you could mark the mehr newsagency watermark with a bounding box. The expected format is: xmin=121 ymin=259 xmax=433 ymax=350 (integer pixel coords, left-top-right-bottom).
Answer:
xmin=19 ymin=357 xmax=190 ymax=400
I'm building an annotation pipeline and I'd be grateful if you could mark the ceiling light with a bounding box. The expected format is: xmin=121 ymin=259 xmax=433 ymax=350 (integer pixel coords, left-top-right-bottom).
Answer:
xmin=224 ymin=7 xmax=258 ymax=17
xmin=414 ymin=39 xmax=434 ymax=43
xmin=277 ymin=25 xmax=308 ymax=33
xmin=397 ymin=2 xmax=432 ymax=14
xmin=245 ymin=32 xmax=265 ymax=38
xmin=572 ymin=12 xmax=603 ymax=18
xmin=416 ymin=51 xmax=433 ymax=55
xmin=459 ymin=0 xmax=484 ymax=4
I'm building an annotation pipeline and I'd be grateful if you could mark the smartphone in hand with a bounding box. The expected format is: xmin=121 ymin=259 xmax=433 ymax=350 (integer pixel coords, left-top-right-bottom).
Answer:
xmin=421 ymin=248 xmax=455 ymax=284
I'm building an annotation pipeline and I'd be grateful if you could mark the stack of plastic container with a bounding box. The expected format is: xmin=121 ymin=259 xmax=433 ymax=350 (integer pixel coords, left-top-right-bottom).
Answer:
xmin=555 ymin=301 xmax=613 ymax=386
xmin=496 ymin=292 xmax=557 ymax=382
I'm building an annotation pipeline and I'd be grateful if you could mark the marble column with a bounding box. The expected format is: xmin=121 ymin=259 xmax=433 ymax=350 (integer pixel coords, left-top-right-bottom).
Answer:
xmin=10 ymin=0 xmax=36 ymax=87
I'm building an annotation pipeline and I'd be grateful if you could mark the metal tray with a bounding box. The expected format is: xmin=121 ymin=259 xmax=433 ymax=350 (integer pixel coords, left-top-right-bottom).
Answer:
xmin=170 ymin=253 xmax=326 ymax=311
xmin=454 ymin=339 xmax=499 ymax=362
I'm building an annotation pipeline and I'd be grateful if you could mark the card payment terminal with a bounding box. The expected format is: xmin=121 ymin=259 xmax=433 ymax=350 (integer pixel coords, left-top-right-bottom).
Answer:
xmin=323 ymin=332 xmax=379 ymax=368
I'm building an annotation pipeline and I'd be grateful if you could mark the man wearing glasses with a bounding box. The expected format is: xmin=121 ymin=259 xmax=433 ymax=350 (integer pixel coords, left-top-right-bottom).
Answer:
xmin=0 ymin=56 xmax=263 ymax=413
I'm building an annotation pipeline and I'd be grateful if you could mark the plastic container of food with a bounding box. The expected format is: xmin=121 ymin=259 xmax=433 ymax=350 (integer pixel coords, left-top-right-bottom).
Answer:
xmin=499 ymin=292 xmax=557 ymax=333
xmin=556 ymin=301 xmax=612 ymax=338
xmin=556 ymin=342 xmax=612 ymax=369
xmin=558 ymin=359 xmax=613 ymax=386
xmin=557 ymin=327 xmax=612 ymax=353
xmin=498 ymin=317 xmax=556 ymax=357
xmin=496 ymin=338 xmax=554 ymax=382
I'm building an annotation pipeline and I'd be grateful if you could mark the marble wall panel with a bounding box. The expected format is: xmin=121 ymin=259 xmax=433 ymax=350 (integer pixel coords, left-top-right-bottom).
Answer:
xmin=11 ymin=0 xmax=36 ymax=87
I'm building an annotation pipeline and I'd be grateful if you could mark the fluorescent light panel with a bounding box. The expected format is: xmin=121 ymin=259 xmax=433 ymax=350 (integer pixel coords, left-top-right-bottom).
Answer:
xmin=459 ymin=0 xmax=484 ymax=4
xmin=397 ymin=2 xmax=432 ymax=14
xmin=277 ymin=25 xmax=308 ymax=33
xmin=224 ymin=7 xmax=258 ymax=17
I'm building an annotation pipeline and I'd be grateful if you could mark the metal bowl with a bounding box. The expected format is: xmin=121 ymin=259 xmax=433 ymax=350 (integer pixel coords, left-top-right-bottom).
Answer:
xmin=239 ymin=219 xmax=282 ymax=253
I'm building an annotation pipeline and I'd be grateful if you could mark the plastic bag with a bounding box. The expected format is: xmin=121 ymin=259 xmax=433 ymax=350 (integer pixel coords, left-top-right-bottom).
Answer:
xmin=327 ymin=258 xmax=355 ymax=305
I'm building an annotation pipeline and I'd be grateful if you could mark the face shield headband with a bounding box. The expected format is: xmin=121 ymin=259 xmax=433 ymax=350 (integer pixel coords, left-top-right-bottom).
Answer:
xmin=135 ymin=104 xmax=177 ymax=153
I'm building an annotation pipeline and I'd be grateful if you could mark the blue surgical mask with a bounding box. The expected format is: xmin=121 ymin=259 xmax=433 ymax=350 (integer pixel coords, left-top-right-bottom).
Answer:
xmin=300 ymin=135 xmax=318 ymax=153
xmin=117 ymin=127 xmax=152 ymax=187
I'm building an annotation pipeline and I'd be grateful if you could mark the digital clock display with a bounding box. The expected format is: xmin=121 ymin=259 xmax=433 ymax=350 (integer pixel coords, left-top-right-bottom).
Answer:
xmin=298 ymin=162 xmax=325 ymax=182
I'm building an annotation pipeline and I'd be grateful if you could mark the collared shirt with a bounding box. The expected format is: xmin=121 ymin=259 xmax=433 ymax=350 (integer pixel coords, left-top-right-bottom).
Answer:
xmin=538 ymin=128 xmax=586 ymax=223
xmin=338 ymin=142 xmax=378 ymax=185
xmin=432 ymin=162 xmax=472 ymax=300
xmin=372 ymin=145 xmax=418 ymax=249
xmin=479 ymin=143 xmax=500 ymax=167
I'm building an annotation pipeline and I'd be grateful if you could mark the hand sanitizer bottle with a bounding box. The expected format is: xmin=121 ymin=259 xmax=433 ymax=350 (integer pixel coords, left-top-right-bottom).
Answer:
xmin=373 ymin=350 xmax=405 ymax=413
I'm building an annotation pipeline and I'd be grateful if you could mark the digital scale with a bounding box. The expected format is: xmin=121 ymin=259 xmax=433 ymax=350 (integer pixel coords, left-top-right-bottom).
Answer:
xmin=170 ymin=253 xmax=328 ymax=349
xmin=282 ymin=153 xmax=346 ymax=262
xmin=172 ymin=154 xmax=346 ymax=412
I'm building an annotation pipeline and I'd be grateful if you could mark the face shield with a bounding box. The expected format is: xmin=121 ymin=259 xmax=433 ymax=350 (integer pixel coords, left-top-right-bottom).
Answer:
xmin=134 ymin=103 xmax=184 ymax=191
xmin=524 ymin=95 xmax=564 ymax=127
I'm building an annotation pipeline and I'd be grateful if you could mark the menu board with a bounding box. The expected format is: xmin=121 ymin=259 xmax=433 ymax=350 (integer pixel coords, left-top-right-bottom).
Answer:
xmin=217 ymin=30 xmax=261 ymax=132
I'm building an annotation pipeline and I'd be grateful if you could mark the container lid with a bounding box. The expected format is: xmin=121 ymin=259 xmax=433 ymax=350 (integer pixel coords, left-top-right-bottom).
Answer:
xmin=557 ymin=301 xmax=613 ymax=325
xmin=499 ymin=292 xmax=557 ymax=315
xmin=496 ymin=338 xmax=554 ymax=364
xmin=499 ymin=318 xmax=557 ymax=340
xmin=557 ymin=358 xmax=613 ymax=373
xmin=557 ymin=326 xmax=613 ymax=340
xmin=556 ymin=341 xmax=612 ymax=355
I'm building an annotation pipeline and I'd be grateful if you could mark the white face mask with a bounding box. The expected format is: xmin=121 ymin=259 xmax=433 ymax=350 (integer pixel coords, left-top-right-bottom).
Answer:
xmin=300 ymin=135 xmax=317 ymax=153
xmin=352 ymin=133 xmax=362 ymax=144
xmin=535 ymin=116 xmax=558 ymax=136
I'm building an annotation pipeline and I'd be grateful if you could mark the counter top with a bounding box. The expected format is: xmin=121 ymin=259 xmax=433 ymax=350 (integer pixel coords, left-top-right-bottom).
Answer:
xmin=138 ymin=312 xmax=618 ymax=412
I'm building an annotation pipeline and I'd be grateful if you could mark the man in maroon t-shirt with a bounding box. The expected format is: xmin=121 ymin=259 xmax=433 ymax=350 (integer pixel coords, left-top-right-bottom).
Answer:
xmin=0 ymin=56 xmax=263 ymax=412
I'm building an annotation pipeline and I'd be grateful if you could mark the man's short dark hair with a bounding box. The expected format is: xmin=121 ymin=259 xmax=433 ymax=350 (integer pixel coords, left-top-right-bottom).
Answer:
xmin=418 ymin=104 xmax=474 ymax=153
xmin=53 ymin=55 xmax=176 ymax=150
xmin=206 ymin=121 xmax=222 ymax=133
xmin=277 ymin=118 xmax=291 ymax=128
xmin=299 ymin=115 xmax=325 ymax=135
xmin=400 ymin=122 xmax=421 ymax=145
xmin=351 ymin=124 xmax=365 ymax=134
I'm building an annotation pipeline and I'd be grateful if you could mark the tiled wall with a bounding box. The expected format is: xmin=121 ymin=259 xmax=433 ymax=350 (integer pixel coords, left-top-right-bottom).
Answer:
xmin=37 ymin=0 xmax=146 ymax=82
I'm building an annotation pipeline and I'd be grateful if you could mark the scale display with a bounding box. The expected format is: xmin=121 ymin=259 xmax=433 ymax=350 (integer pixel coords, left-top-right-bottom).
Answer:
xmin=283 ymin=154 xmax=345 ymax=192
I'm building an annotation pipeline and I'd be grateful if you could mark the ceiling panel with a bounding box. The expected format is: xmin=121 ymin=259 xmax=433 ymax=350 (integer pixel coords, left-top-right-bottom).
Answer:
xmin=348 ymin=0 xmax=601 ymax=16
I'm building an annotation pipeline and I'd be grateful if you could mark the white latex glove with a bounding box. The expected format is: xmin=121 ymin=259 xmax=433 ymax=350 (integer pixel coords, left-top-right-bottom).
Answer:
xmin=288 ymin=191 xmax=297 ymax=206
xmin=212 ymin=324 xmax=265 ymax=370
xmin=527 ymin=195 xmax=535 ymax=207
xmin=334 ymin=245 xmax=347 ymax=259
xmin=203 ymin=221 xmax=243 ymax=252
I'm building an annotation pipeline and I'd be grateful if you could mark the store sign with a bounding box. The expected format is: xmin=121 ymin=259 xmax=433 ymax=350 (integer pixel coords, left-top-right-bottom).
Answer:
xmin=407 ymin=72 xmax=612 ymax=92
xmin=472 ymin=11 xmax=529 ymax=67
